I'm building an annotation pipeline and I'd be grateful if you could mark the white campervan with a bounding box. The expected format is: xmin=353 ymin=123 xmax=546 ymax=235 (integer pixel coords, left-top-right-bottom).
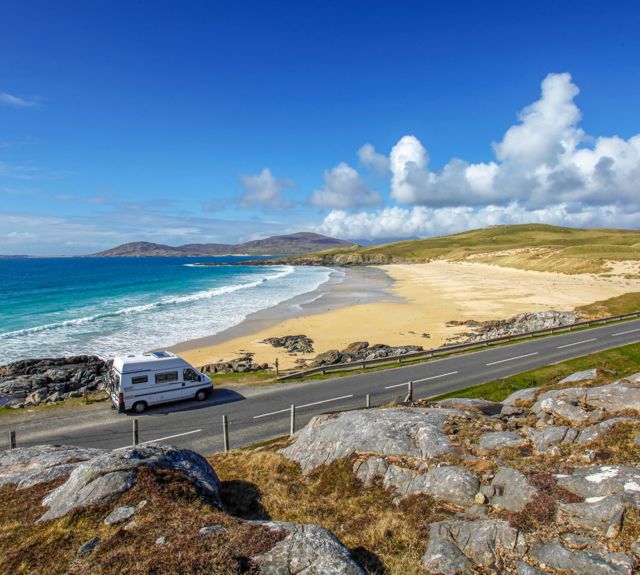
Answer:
xmin=108 ymin=351 xmax=213 ymax=413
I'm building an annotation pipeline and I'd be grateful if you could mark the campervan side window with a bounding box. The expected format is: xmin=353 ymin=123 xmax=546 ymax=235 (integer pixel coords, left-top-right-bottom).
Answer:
xmin=155 ymin=371 xmax=179 ymax=384
xmin=131 ymin=375 xmax=148 ymax=384
xmin=183 ymin=368 xmax=199 ymax=381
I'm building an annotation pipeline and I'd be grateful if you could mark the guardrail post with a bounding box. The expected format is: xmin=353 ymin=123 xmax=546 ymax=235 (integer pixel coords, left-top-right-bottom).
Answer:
xmin=405 ymin=381 xmax=414 ymax=402
xmin=365 ymin=393 xmax=371 ymax=408
xmin=132 ymin=419 xmax=139 ymax=446
xmin=361 ymin=361 xmax=365 ymax=370
xmin=222 ymin=415 xmax=229 ymax=452
xmin=289 ymin=404 xmax=296 ymax=437
xmin=9 ymin=430 xmax=16 ymax=449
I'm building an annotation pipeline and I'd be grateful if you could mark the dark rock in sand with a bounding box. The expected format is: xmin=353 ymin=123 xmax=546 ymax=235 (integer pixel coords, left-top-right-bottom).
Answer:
xmin=262 ymin=335 xmax=315 ymax=354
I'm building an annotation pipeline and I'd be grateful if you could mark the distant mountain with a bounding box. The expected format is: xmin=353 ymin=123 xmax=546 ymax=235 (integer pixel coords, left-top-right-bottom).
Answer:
xmin=89 ymin=232 xmax=356 ymax=257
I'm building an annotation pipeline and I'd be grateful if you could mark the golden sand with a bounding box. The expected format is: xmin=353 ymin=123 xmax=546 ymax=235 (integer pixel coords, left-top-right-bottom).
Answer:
xmin=179 ymin=261 xmax=640 ymax=370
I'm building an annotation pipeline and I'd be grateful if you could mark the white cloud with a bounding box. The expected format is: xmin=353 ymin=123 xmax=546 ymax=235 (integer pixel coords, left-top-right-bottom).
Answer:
xmin=388 ymin=73 xmax=640 ymax=210
xmin=0 ymin=92 xmax=40 ymax=108
xmin=311 ymin=162 xmax=382 ymax=209
xmin=237 ymin=168 xmax=294 ymax=209
xmin=358 ymin=143 xmax=389 ymax=175
xmin=317 ymin=203 xmax=640 ymax=241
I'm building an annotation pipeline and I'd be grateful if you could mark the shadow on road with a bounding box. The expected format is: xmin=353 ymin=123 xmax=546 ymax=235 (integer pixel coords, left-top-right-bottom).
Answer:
xmin=123 ymin=388 xmax=246 ymax=417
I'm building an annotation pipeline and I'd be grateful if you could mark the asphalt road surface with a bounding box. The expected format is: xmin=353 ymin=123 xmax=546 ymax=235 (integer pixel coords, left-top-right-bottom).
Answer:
xmin=2 ymin=318 xmax=640 ymax=454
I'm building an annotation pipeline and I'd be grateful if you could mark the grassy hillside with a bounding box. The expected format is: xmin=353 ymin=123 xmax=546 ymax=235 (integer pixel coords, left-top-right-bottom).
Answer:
xmin=288 ymin=224 xmax=640 ymax=274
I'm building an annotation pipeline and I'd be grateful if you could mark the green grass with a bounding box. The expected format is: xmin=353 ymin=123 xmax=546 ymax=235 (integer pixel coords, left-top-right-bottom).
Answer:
xmin=432 ymin=342 xmax=640 ymax=402
xmin=0 ymin=390 xmax=109 ymax=418
xmin=285 ymin=223 xmax=640 ymax=274
xmin=208 ymin=369 xmax=276 ymax=386
xmin=575 ymin=292 xmax=640 ymax=318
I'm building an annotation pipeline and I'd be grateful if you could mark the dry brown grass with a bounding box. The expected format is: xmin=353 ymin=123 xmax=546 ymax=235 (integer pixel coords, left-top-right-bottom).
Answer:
xmin=211 ymin=451 xmax=454 ymax=575
xmin=0 ymin=468 xmax=284 ymax=575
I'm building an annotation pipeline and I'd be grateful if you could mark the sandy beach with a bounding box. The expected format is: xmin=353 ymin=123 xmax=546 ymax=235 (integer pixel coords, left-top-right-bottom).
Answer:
xmin=176 ymin=261 xmax=640 ymax=370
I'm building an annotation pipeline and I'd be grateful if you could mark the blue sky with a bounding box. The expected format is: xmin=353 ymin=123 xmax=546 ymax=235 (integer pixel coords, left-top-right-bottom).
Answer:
xmin=1 ymin=0 xmax=639 ymax=254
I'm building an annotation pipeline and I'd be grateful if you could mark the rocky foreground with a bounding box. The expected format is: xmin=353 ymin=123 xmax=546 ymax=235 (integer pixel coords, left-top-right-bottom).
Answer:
xmin=1 ymin=367 xmax=639 ymax=573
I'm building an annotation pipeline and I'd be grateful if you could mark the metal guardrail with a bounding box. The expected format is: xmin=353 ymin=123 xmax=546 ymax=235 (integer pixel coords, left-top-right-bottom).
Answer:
xmin=276 ymin=310 xmax=640 ymax=381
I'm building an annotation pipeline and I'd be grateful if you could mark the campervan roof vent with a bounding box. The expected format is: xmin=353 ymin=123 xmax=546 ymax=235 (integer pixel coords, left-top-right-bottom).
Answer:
xmin=151 ymin=351 xmax=171 ymax=358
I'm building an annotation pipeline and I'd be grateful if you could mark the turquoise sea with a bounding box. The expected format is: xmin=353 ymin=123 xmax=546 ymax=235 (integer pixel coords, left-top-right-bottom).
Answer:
xmin=0 ymin=257 xmax=332 ymax=364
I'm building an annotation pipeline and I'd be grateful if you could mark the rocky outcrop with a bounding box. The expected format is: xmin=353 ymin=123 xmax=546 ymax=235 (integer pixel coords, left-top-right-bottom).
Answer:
xmin=303 ymin=342 xmax=424 ymax=368
xmin=248 ymin=521 xmax=366 ymax=575
xmin=0 ymin=445 xmax=106 ymax=488
xmin=0 ymin=355 xmax=109 ymax=408
xmin=39 ymin=444 xmax=221 ymax=521
xmin=531 ymin=540 xmax=636 ymax=575
xmin=199 ymin=353 xmax=269 ymax=374
xmin=555 ymin=465 xmax=640 ymax=499
xmin=447 ymin=310 xmax=580 ymax=344
xmin=262 ymin=335 xmax=315 ymax=354
xmin=422 ymin=519 xmax=527 ymax=574
xmin=280 ymin=407 xmax=467 ymax=473
xmin=478 ymin=431 xmax=527 ymax=452
xmin=382 ymin=464 xmax=480 ymax=506
xmin=489 ymin=468 xmax=538 ymax=512
xmin=532 ymin=377 xmax=640 ymax=425
xmin=435 ymin=397 xmax=504 ymax=415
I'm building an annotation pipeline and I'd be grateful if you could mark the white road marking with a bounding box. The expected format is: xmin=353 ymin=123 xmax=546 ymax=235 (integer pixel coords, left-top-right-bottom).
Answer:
xmin=385 ymin=371 xmax=458 ymax=389
xmin=557 ymin=338 xmax=597 ymax=349
xmin=414 ymin=371 xmax=459 ymax=383
xmin=253 ymin=407 xmax=291 ymax=419
xmin=115 ymin=428 xmax=202 ymax=450
xmin=298 ymin=394 xmax=354 ymax=409
xmin=253 ymin=394 xmax=355 ymax=419
xmin=611 ymin=328 xmax=640 ymax=337
xmin=486 ymin=352 xmax=538 ymax=366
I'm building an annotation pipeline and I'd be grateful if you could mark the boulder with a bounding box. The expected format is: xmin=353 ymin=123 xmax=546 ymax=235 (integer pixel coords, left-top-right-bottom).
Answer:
xmin=280 ymin=407 xmax=467 ymax=473
xmin=248 ymin=521 xmax=365 ymax=575
xmin=517 ymin=560 xmax=545 ymax=575
xmin=353 ymin=456 xmax=389 ymax=487
xmin=383 ymin=465 xmax=480 ymax=506
xmin=528 ymin=426 xmax=579 ymax=453
xmin=78 ymin=536 xmax=101 ymax=555
xmin=39 ymin=444 xmax=221 ymax=521
xmin=577 ymin=418 xmax=638 ymax=444
xmin=531 ymin=540 xmax=636 ymax=575
xmin=502 ymin=387 xmax=540 ymax=407
xmin=532 ymin=378 xmax=640 ymax=425
xmin=199 ymin=525 xmax=227 ymax=536
xmin=490 ymin=468 xmax=538 ymax=512
xmin=555 ymin=466 xmax=640 ymax=499
xmin=421 ymin=519 xmax=527 ymax=574
xmin=104 ymin=505 xmax=137 ymax=525
xmin=559 ymin=369 xmax=599 ymax=384
xmin=557 ymin=495 xmax=625 ymax=538
xmin=0 ymin=445 xmax=106 ymax=489
xmin=262 ymin=335 xmax=315 ymax=354
xmin=435 ymin=398 xmax=503 ymax=416
xmin=478 ymin=431 xmax=526 ymax=452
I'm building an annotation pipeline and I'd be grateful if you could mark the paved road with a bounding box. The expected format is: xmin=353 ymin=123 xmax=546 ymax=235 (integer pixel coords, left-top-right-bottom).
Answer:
xmin=2 ymin=319 xmax=640 ymax=454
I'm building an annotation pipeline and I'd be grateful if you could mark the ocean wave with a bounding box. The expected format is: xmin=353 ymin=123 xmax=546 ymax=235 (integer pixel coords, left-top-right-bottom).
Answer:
xmin=0 ymin=266 xmax=294 ymax=340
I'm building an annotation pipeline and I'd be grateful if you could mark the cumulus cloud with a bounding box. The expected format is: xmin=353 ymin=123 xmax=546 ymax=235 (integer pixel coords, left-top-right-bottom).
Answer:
xmin=358 ymin=143 xmax=390 ymax=175
xmin=389 ymin=73 xmax=640 ymax=210
xmin=0 ymin=92 xmax=40 ymax=108
xmin=237 ymin=168 xmax=294 ymax=209
xmin=317 ymin=202 xmax=640 ymax=241
xmin=310 ymin=162 xmax=382 ymax=209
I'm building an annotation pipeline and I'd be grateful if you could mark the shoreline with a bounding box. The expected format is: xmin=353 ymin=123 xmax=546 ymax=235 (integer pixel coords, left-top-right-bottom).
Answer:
xmin=169 ymin=266 xmax=399 ymax=364
xmin=174 ymin=261 xmax=640 ymax=371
